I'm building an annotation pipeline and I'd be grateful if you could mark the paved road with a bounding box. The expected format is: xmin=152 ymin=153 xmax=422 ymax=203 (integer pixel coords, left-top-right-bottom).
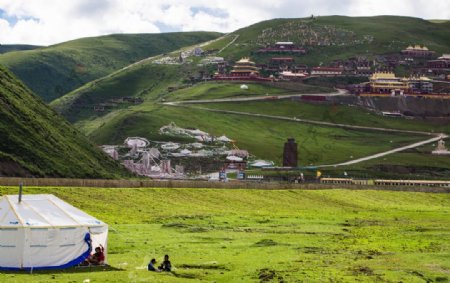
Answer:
xmin=164 ymin=102 xmax=433 ymax=136
xmin=318 ymin=134 xmax=448 ymax=168
xmin=165 ymin=88 xmax=349 ymax=105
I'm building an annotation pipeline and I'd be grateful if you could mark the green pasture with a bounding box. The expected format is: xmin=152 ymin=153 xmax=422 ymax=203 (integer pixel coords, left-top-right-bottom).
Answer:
xmin=166 ymin=82 xmax=334 ymax=101
xmin=166 ymin=82 xmax=295 ymax=101
xmin=77 ymin=103 xmax=425 ymax=166
xmin=202 ymin=100 xmax=450 ymax=134
xmin=0 ymin=186 xmax=449 ymax=282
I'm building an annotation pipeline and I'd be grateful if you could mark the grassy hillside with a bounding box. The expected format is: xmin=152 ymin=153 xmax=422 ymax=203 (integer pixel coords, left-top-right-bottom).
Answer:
xmin=0 ymin=65 xmax=128 ymax=178
xmin=0 ymin=32 xmax=221 ymax=102
xmin=76 ymin=103 xmax=425 ymax=166
xmin=166 ymin=82 xmax=332 ymax=101
xmin=47 ymin=16 xmax=450 ymax=178
xmin=216 ymin=16 xmax=450 ymax=65
xmin=0 ymin=44 xmax=41 ymax=54
xmin=0 ymin=186 xmax=449 ymax=282
xmin=203 ymin=100 xmax=450 ymax=133
xmin=51 ymin=64 xmax=185 ymax=122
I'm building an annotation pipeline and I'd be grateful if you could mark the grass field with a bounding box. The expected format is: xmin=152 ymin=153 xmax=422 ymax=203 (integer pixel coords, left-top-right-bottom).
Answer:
xmin=0 ymin=186 xmax=449 ymax=282
xmin=166 ymin=82 xmax=296 ymax=101
xmin=166 ymin=82 xmax=332 ymax=101
xmin=77 ymin=103 xmax=425 ymax=166
xmin=202 ymin=100 xmax=450 ymax=134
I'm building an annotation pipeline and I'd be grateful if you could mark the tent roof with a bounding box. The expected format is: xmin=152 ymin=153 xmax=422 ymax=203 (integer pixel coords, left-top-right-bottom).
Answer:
xmin=0 ymin=194 xmax=106 ymax=228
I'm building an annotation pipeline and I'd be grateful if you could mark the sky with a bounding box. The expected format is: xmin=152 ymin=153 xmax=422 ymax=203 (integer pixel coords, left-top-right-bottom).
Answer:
xmin=0 ymin=0 xmax=449 ymax=46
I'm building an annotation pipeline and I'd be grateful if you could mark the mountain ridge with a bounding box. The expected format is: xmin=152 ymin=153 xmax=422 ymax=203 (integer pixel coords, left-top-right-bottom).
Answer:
xmin=0 ymin=31 xmax=222 ymax=102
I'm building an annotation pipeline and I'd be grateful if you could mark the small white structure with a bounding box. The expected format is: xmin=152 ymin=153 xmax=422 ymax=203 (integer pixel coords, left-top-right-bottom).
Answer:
xmin=432 ymin=139 xmax=450 ymax=155
xmin=240 ymin=84 xmax=249 ymax=90
xmin=0 ymin=194 xmax=108 ymax=270
xmin=124 ymin=137 xmax=149 ymax=148
xmin=226 ymin=156 xmax=243 ymax=162
xmin=217 ymin=135 xmax=232 ymax=143
xmin=250 ymin=160 xmax=274 ymax=168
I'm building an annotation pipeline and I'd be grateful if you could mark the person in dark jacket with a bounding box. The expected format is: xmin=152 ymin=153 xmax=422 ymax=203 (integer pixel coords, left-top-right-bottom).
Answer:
xmin=158 ymin=254 xmax=172 ymax=271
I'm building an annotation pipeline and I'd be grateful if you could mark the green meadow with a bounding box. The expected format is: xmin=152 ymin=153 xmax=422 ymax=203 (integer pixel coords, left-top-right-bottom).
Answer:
xmin=77 ymin=103 xmax=425 ymax=166
xmin=0 ymin=186 xmax=449 ymax=282
xmin=202 ymin=100 xmax=450 ymax=134
xmin=166 ymin=82 xmax=332 ymax=101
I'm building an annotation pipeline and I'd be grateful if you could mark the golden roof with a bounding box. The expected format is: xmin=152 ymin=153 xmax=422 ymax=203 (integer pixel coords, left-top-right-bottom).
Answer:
xmin=236 ymin=57 xmax=253 ymax=64
xmin=370 ymin=72 xmax=397 ymax=80
xmin=406 ymin=45 xmax=429 ymax=51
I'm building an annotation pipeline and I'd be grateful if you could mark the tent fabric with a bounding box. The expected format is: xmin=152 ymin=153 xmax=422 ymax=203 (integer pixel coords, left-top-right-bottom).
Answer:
xmin=0 ymin=194 xmax=108 ymax=270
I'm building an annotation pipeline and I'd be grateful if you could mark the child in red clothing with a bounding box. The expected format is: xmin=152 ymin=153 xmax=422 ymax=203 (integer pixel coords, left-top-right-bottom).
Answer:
xmin=88 ymin=244 xmax=105 ymax=265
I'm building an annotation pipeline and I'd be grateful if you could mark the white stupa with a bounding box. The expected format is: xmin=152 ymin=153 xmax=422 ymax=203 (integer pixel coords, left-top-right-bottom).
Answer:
xmin=432 ymin=139 xmax=450 ymax=155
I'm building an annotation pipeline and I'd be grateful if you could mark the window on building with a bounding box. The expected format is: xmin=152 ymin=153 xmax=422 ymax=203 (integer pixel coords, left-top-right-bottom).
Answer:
xmin=0 ymin=228 xmax=18 ymax=247
xmin=59 ymin=227 xmax=77 ymax=246
xmin=30 ymin=228 xmax=48 ymax=247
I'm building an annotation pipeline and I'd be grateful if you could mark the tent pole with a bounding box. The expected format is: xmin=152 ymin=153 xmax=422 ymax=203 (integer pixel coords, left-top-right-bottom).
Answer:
xmin=18 ymin=182 xmax=23 ymax=203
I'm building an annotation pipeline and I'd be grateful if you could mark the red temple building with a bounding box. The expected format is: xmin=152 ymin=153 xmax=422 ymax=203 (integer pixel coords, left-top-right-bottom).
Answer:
xmin=427 ymin=54 xmax=450 ymax=70
xmin=214 ymin=58 xmax=272 ymax=81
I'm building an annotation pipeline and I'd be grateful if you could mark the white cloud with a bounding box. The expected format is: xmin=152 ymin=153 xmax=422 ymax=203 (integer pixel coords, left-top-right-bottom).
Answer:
xmin=0 ymin=0 xmax=448 ymax=45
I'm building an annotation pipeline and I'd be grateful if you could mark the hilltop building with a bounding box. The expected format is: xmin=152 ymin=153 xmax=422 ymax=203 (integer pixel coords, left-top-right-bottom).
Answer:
xmin=369 ymin=72 xmax=410 ymax=95
xmin=408 ymin=76 xmax=433 ymax=94
xmin=401 ymin=45 xmax=435 ymax=57
xmin=270 ymin=57 xmax=295 ymax=67
xmin=214 ymin=58 xmax=272 ymax=81
xmin=230 ymin=58 xmax=260 ymax=78
xmin=258 ymin=41 xmax=306 ymax=54
xmin=280 ymin=70 xmax=308 ymax=80
xmin=426 ymin=54 xmax=450 ymax=71
xmin=311 ymin=66 xmax=344 ymax=76
xmin=368 ymin=72 xmax=433 ymax=95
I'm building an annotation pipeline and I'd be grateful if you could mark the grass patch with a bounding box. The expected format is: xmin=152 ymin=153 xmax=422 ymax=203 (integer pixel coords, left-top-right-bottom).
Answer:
xmin=0 ymin=186 xmax=448 ymax=282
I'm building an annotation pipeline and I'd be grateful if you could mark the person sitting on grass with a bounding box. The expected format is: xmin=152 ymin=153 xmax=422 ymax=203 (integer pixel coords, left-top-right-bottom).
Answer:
xmin=88 ymin=244 xmax=105 ymax=265
xmin=148 ymin=258 xmax=159 ymax=271
xmin=158 ymin=254 xmax=172 ymax=272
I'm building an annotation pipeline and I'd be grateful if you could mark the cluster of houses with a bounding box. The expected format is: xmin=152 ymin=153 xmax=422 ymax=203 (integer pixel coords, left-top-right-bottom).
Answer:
xmin=211 ymin=52 xmax=373 ymax=82
xmin=207 ymin=42 xmax=449 ymax=97
xmin=256 ymin=20 xmax=373 ymax=47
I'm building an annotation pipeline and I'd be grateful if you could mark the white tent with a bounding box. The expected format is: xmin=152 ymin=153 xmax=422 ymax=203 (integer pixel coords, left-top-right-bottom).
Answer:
xmin=0 ymin=194 xmax=108 ymax=270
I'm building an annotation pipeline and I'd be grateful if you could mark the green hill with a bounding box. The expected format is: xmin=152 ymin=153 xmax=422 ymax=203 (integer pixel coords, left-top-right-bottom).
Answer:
xmin=0 ymin=32 xmax=221 ymax=102
xmin=47 ymin=16 xmax=450 ymax=178
xmin=215 ymin=15 xmax=450 ymax=65
xmin=0 ymin=44 xmax=41 ymax=54
xmin=52 ymin=16 xmax=450 ymax=123
xmin=0 ymin=64 xmax=128 ymax=178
